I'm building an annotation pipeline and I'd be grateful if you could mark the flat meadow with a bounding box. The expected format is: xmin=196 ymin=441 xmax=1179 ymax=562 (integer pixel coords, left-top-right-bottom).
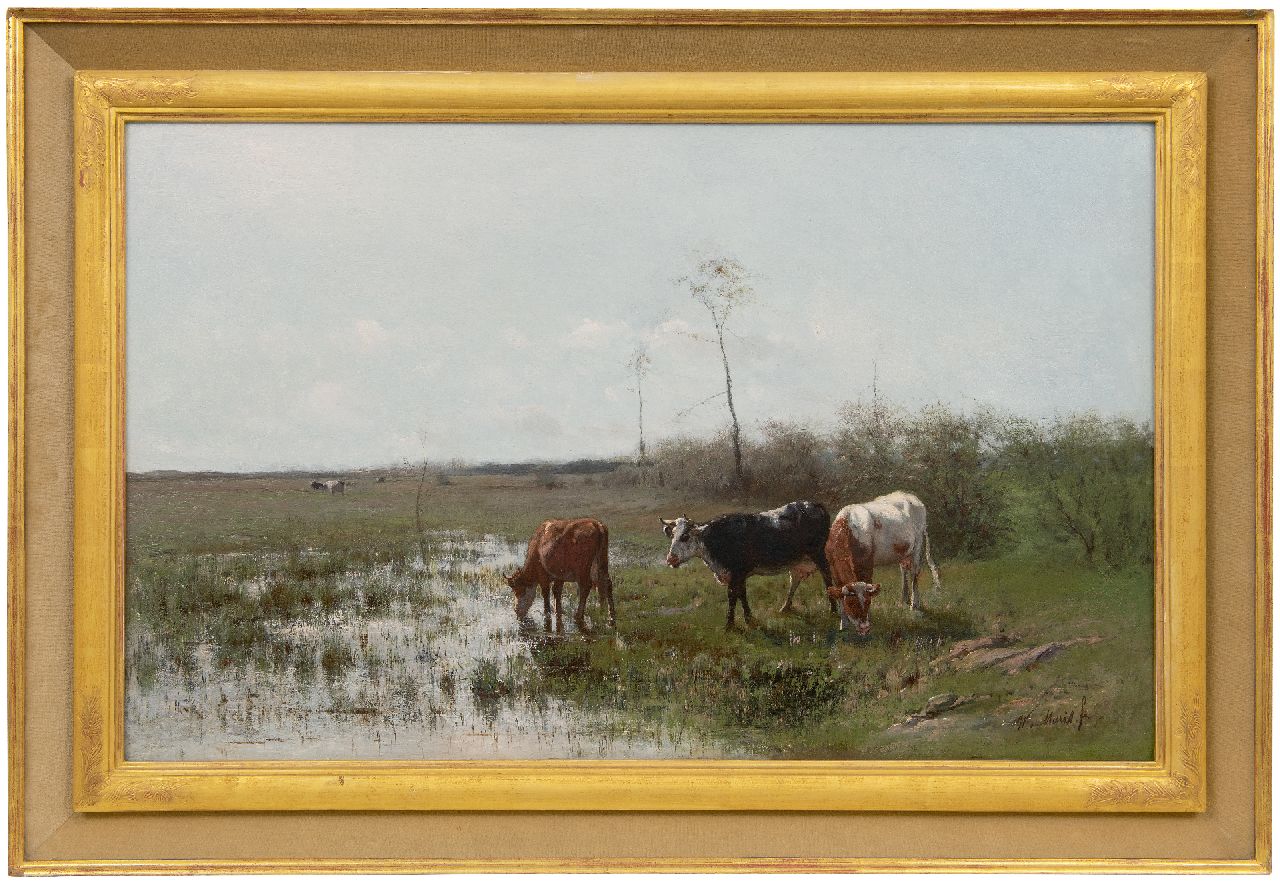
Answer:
xmin=124 ymin=469 xmax=1153 ymax=762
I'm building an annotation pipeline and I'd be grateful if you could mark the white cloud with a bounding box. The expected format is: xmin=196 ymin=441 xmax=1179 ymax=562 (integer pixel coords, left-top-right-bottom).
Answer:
xmin=503 ymin=328 xmax=530 ymax=348
xmin=354 ymin=319 xmax=390 ymax=347
xmin=565 ymin=318 xmax=628 ymax=350
xmin=649 ymin=318 xmax=700 ymax=349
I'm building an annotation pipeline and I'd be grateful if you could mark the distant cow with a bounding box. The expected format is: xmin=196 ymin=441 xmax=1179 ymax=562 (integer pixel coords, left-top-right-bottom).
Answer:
xmin=506 ymin=518 xmax=616 ymax=628
xmin=786 ymin=491 xmax=940 ymax=629
xmin=323 ymin=480 xmax=345 ymax=495
xmin=661 ymin=500 xmax=835 ymax=629
xmin=310 ymin=481 xmax=325 ymax=491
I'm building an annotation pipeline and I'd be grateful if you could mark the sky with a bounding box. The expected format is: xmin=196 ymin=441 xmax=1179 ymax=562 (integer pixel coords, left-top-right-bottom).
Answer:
xmin=125 ymin=122 xmax=1154 ymax=472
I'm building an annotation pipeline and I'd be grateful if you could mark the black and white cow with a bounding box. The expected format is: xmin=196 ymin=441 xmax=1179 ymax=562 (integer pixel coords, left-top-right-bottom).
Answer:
xmin=660 ymin=500 xmax=835 ymax=628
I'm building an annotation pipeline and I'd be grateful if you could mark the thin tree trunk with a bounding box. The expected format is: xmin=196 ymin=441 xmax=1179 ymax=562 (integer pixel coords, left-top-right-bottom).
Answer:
xmin=415 ymin=459 xmax=430 ymax=562
xmin=716 ymin=326 xmax=745 ymax=489
xmin=636 ymin=385 xmax=646 ymax=461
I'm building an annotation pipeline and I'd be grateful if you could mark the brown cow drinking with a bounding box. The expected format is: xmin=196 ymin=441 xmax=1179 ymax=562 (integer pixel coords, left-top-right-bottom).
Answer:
xmin=505 ymin=518 xmax=616 ymax=628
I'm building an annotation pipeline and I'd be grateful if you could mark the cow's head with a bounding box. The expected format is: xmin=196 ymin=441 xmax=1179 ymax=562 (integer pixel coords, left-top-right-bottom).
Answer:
xmin=660 ymin=516 xmax=704 ymax=568
xmin=827 ymin=581 xmax=880 ymax=636
xmin=505 ymin=570 xmax=538 ymax=618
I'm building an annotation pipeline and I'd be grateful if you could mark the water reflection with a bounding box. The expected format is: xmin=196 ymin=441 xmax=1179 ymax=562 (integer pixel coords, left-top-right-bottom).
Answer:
xmin=125 ymin=531 xmax=736 ymax=760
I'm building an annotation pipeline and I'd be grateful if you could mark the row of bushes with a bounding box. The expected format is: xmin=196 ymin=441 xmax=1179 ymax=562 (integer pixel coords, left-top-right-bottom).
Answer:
xmin=608 ymin=401 xmax=1153 ymax=568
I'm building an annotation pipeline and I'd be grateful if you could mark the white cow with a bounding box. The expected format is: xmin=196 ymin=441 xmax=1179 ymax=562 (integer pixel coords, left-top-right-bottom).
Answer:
xmin=783 ymin=490 xmax=940 ymax=614
xmin=323 ymin=480 xmax=346 ymax=495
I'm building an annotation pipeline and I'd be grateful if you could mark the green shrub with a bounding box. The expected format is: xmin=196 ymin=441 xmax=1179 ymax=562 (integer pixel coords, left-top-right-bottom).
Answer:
xmin=1001 ymin=414 xmax=1154 ymax=568
xmin=747 ymin=420 xmax=831 ymax=502
xmin=897 ymin=406 xmax=1010 ymax=560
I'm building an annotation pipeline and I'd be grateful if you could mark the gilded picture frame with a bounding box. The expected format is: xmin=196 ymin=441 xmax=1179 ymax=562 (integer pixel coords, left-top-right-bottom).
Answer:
xmin=70 ymin=68 xmax=1207 ymax=815
xmin=9 ymin=8 xmax=1271 ymax=874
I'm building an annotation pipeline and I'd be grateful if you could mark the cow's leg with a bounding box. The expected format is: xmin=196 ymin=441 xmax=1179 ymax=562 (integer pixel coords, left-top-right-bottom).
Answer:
xmin=574 ymin=576 xmax=591 ymax=625
xmin=811 ymin=548 xmax=839 ymax=615
xmin=913 ymin=546 xmax=929 ymax=609
xmin=910 ymin=565 xmax=923 ymax=611
xmin=780 ymin=566 xmax=807 ymax=613
xmin=738 ymin=577 xmax=756 ymax=627
xmin=541 ymin=582 xmax=552 ymax=619
xmin=551 ymin=581 xmax=564 ymax=620
xmin=599 ymin=578 xmax=617 ymax=627
xmin=900 ymin=563 xmax=911 ymax=606
xmin=724 ymin=576 xmax=740 ymax=629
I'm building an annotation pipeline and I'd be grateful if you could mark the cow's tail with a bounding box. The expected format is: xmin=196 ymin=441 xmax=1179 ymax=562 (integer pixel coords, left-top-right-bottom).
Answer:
xmin=923 ymin=529 xmax=942 ymax=591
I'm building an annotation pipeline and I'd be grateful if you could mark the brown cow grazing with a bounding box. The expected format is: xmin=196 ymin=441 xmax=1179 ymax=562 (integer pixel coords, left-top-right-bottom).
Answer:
xmin=783 ymin=492 xmax=940 ymax=624
xmin=505 ymin=518 xmax=616 ymax=628
xmin=807 ymin=514 xmax=881 ymax=633
xmin=789 ymin=514 xmax=885 ymax=634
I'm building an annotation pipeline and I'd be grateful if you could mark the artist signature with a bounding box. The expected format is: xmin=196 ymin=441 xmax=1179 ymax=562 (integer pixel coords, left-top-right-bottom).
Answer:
xmin=1010 ymin=695 xmax=1092 ymax=732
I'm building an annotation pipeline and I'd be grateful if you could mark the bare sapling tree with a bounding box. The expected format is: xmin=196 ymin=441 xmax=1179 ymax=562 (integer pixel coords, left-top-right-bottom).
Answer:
xmin=677 ymin=256 xmax=754 ymax=490
xmin=626 ymin=343 xmax=652 ymax=463
xmin=413 ymin=430 xmax=432 ymax=564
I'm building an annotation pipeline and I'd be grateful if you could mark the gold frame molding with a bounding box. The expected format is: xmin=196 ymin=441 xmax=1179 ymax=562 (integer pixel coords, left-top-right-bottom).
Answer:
xmin=9 ymin=7 xmax=1273 ymax=874
xmin=68 ymin=68 xmax=1206 ymax=815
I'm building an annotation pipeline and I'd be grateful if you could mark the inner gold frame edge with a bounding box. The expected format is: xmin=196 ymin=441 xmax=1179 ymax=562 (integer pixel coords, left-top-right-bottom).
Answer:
xmin=67 ymin=69 xmax=1205 ymax=817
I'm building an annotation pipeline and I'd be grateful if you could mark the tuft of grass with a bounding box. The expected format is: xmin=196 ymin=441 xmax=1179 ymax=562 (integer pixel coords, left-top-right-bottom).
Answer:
xmin=469 ymin=658 xmax=514 ymax=701
xmin=319 ymin=637 xmax=355 ymax=680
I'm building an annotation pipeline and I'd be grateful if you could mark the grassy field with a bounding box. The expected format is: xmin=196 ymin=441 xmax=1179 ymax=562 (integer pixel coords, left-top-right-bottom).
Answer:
xmin=126 ymin=471 xmax=1154 ymax=761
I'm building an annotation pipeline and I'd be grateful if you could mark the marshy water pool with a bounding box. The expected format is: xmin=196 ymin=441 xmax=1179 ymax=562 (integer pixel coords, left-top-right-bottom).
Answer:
xmin=125 ymin=531 xmax=738 ymax=760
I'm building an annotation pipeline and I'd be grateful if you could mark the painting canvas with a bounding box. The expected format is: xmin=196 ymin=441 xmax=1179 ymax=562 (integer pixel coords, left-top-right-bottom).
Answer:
xmin=124 ymin=121 xmax=1155 ymax=762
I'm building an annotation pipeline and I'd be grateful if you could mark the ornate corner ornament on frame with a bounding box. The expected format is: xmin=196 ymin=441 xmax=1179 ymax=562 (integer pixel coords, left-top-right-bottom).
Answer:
xmin=67 ymin=69 xmax=1207 ymax=815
